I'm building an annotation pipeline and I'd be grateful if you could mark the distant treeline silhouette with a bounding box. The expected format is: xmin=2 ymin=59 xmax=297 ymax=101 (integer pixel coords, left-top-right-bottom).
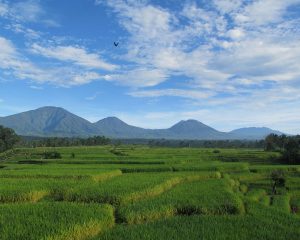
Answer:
xmin=17 ymin=135 xmax=266 ymax=148
xmin=19 ymin=135 xmax=111 ymax=147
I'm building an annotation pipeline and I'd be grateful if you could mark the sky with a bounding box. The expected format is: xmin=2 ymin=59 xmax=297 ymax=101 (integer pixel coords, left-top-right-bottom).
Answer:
xmin=0 ymin=0 xmax=300 ymax=134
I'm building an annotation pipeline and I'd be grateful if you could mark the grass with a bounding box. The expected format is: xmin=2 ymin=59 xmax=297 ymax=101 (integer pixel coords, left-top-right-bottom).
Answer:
xmin=0 ymin=202 xmax=114 ymax=240
xmin=0 ymin=145 xmax=299 ymax=239
xmin=271 ymin=195 xmax=291 ymax=213
xmin=99 ymin=203 xmax=300 ymax=240
xmin=118 ymin=179 xmax=244 ymax=224
xmin=55 ymin=171 xmax=218 ymax=205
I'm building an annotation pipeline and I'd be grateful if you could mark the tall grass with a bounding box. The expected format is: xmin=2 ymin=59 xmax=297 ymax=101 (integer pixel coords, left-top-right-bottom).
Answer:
xmin=1 ymin=146 xmax=299 ymax=239
xmin=99 ymin=203 xmax=300 ymax=240
xmin=118 ymin=179 xmax=244 ymax=224
xmin=0 ymin=203 xmax=114 ymax=240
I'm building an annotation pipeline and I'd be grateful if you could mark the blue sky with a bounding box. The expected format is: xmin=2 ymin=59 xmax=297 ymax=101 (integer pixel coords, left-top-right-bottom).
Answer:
xmin=0 ymin=0 xmax=300 ymax=134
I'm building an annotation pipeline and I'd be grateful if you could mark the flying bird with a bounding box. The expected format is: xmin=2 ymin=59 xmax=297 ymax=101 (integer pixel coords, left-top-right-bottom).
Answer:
xmin=114 ymin=42 xmax=119 ymax=47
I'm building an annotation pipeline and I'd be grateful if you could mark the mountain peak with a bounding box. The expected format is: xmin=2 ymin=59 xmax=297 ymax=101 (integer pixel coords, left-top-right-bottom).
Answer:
xmin=170 ymin=119 xmax=211 ymax=130
xmin=34 ymin=106 xmax=67 ymax=112
xmin=167 ymin=119 xmax=225 ymax=139
xmin=98 ymin=116 xmax=124 ymax=123
xmin=0 ymin=106 xmax=98 ymax=137
xmin=177 ymin=119 xmax=204 ymax=124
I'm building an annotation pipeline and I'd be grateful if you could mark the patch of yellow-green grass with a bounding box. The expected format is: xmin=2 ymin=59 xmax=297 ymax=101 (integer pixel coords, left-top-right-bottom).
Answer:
xmin=0 ymin=203 xmax=115 ymax=240
xmin=0 ymin=189 xmax=49 ymax=203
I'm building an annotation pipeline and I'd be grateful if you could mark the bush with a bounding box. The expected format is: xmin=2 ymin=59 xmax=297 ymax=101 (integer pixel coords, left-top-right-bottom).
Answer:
xmin=281 ymin=138 xmax=300 ymax=164
xmin=110 ymin=148 xmax=128 ymax=156
xmin=271 ymin=170 xmax=285 ymax=195
xmin=43 ymin=151 xmax=61 ymax=159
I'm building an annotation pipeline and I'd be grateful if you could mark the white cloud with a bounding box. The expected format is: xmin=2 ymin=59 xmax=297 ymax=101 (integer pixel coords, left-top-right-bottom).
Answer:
xmin=94 ymin=0 xmax=300 ymax=133
xmin=0 ymin=0 xmax=59 ymax=26
xmin=11 ymin=0 xmax=43 ymax=22
xmin=213 ymin=0 xmax=242 ymax=14
xmin=129 ymin=89 xmax=214 ymax=99
xmin=235 ymin=0 xmax=300 ymax=26
xmin=31 ymin=44 xmax=117 ymax=71
xmin=227 ymin=28 xmax=245 ymax=39
xmin=93 ymin=0 xmax=298 ymax=99
xmin=0 ymin=36 xmax=110 ymax=87
xmin=5 ymin=23 xmax=41 ymax=39
xmin=108 ymin=68 xmax=168 ymax=87
xmin=30 ymin=85 xmax=43 ymax=90
xmin=1 ymin=0 xmax=300 ymax=132
xmin=0 ymin=1 xmax=8 ymax=16
xmin=213 ymin=39 xmax=300 ymax=84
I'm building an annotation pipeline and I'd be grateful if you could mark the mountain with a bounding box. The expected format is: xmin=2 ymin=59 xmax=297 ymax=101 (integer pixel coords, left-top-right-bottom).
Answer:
xmin=166 ymin=120 xmax=227 ymax=139
xmin=94 ymin=117 xmax=152 ymax=138
xmin=229 ymin=127 xmax=284 ymax=140
xmin=0 ymin=106 xmax=100 ymax=137
xmin=0 ymin=106 xmax=285 ymax=139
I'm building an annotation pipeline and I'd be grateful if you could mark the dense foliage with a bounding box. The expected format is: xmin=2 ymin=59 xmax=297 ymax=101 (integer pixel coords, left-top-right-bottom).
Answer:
xmin=43 ymin=151 xmax=62 ymax=159
xmin=0 ymin=125 xmax=19 ymax=153
xmin=19 ymin=136 xmax=111 ymax=147
xmin=147 ymin=139 xmax=265 ymax=148
xmin=18 ymin=136 xmax=266 ymax=149
xmin=265 ymin=134 xmax=300 ymax=164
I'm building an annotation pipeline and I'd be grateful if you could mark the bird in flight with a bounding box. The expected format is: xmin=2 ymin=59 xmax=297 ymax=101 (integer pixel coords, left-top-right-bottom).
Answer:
xmin=114 ymin=42 xmax=119 ymax=47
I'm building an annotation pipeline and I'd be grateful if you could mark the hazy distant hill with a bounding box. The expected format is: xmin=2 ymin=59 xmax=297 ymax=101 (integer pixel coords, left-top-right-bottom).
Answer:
xmin=0 ymin=106 xmax=284 ymax=139
xmin=229 ymin=127 xmax=283 ymax=140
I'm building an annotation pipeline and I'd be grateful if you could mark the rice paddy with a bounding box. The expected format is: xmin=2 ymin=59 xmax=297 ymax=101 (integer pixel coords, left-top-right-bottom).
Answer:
xmin=0 ymin=146 xmax=299 ymax=239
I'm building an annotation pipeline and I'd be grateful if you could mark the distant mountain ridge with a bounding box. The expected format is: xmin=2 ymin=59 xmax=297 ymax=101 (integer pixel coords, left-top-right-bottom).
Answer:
xmin=0 ymin=106 xmax=284 ymax=140
xmin=229 ymin=127 xmax=283 ymax=140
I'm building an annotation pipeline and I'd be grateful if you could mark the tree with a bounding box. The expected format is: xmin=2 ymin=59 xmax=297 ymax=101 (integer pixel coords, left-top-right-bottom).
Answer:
xmin=282 ymin=137 xmax=300 ymax=164
xmin=265 ymin=134 xmax=300 ymax=164
xmin=265 ymin=134 xmax=279 ymax=151
xmin=271 ymin=170 xmax=285 ymax=195
xmin=0 ymin=125 xmax=20 ymax=153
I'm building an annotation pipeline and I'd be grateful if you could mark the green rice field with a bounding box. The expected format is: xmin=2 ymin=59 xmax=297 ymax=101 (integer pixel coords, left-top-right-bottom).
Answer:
xmin=0 ymin=146 xmax=299 ymax=239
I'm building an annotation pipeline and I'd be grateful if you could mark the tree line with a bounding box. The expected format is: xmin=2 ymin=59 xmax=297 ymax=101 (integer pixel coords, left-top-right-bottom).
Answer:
xmin=19 ymin=135 xmax=111 ymax=148
xmin=265 ymin=134 xmax=300 ymax=164
xmin=146 ymin=139 xmax=265 ymax=148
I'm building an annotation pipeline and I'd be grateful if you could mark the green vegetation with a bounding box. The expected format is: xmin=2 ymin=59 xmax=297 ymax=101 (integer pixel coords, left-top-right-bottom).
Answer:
xmin=20 ymin=135 xmax=111 ymax=148
xmin=0 ymin=125 xmax=19 ymax=153
xmin=43 ymin=151 xmax=62 ymax=159
xmin=0 ymin=203 xmax=114 ymax=240
xmin=265 ymin=134 xmax=300 ymax=164
xmin=0 ymin=145 xmax=299 ymax=239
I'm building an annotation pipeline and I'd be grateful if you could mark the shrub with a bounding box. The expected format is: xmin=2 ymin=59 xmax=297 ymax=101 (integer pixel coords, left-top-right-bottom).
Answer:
xmin=110 ymin=148 xmax=128 ymax=156
xmin=43 ymin=151 xmax=61 ymax=159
